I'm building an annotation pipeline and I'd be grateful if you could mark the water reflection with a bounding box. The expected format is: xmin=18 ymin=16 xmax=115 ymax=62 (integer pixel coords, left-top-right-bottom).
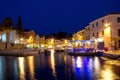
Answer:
xmin=0 ymin=52 xmax=119 ymax=80
xmin=76 ymin=57 xmax=82 ymax=68
xmin=0 ymin=57 xmax=6 ymax=80
xmin=94 ymin=57 xmax=101 ymax=79
xmin=101 ymin=63 xmax=120 ymax=80
xmin=50 ymin=49 xmax=56 ymax=77
xmin=18 ymin=57 xmax=25 ymax=80
xmin=72 ymin=57 xmax=100 ymax=79
xmin=27 ymin=56 xmax=35 ymax=80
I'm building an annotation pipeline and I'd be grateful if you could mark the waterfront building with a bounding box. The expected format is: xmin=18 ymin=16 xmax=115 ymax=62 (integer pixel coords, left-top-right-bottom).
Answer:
xmin=45 ymin=38 xmax=55 ymax=49
xmin=89 ymin=13 xmax=120 ymax=50
xmin=73 ymin=13 xmax=120 ymax=51
xmin=23 ymin=30 xmax=35 ymax=43
xmin=23 ymin=30 xmax=36 ymax=48
xmin=40 ymin=36 xmax=45 ymax=48
xmin=85 ymin=25 xmax=90 ymax=40
xmin=72 ymin=29 xmax=91 ymax=48
xmin=10 ymin=30 xmax=19 ymax=44
xmin=72 ymin=29 xmax=85 ymax=41
xmin=35 ymin=34 xmax=40 ymax=47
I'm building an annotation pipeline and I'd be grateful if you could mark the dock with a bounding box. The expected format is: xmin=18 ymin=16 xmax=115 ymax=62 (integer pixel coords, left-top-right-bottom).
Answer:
xmin=0 ymin=49 xmax=38 ymax=56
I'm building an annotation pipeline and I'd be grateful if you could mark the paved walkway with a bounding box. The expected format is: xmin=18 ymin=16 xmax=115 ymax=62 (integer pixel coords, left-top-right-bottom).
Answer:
xmin=105 ymin=50 xmax=120 ymax=55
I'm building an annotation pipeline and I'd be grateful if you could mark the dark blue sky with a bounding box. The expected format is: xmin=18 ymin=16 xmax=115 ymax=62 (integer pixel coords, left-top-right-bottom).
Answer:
xmin=0 ymin=0 xmax=120 ymax=34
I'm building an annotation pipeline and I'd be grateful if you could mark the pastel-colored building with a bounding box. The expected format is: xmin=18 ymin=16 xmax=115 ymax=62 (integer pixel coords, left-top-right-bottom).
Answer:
xmin=89 ymin=13 xmax=120 ymax=50
xmin=23 ymin=30 xmax=36 ymax=44
xmin=35 ymin=34 xmax=40 ymax=47
xmin=73 ymin=13 xmax=120 ymax=51
xmin=72 ymin=29 xmax=85 ymax=41
xmin=40 ymin=36 xmax=45 ymax=48
xmin=85 ymin=25 xmax=90 ymax=40
xmin=10 ymin=30 xmax=19 ymax=44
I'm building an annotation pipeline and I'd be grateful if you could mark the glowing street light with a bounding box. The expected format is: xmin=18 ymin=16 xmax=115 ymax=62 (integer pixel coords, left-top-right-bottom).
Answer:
xmin=20 ymin=38 xmax=24 ymax=44
xmin=104 ymin=23 xmax=110 ymax=28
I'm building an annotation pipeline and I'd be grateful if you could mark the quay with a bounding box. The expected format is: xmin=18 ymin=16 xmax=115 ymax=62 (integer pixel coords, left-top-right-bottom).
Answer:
xmin=68 ymin=51 xmax=120 ymax=60
xmin=0 ymin=49 xmax=38 ymax=56
xmin=68 ymin=52 xmax=103 ymax=57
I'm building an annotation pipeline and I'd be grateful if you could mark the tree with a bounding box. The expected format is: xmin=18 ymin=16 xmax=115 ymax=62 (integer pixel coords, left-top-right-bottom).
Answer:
xmin=57 ymin=32 xmax=67 ymax=39
xmin=17 ymin=16 xmax=23 ymax=36
xmin=2 ymin=17 xmax=13 ymax=30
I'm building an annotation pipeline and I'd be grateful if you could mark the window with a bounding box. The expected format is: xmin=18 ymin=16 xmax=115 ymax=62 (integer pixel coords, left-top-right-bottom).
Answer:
xmin=118 ymin=29 xmax=120 ymax=36
xmin=118 ymin=40 xmax=120 ymax=48
xmin=102 ymin=20 xmax=104 ymax=24
xmin=82 ymin=32 xmax=84 ymax=34
xmin=102 ymin=30 xmax=104 ymax=35
xmin=93 ymin=33 xmax=94 ymax=37
xmin=92 ymin=24 xmax=94 ymax=28
xmin=96 ymin=22 xmax=98 ymax=27
xmin=97 ymin=32 xmax=98 ymax=38
xmin=117 ymin=17 xmax=120 ymax=22
xmin=88 ymin=27 xmax=90 ymax=31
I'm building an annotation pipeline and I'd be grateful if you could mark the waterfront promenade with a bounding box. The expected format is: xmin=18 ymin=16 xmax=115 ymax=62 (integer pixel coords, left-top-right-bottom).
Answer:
xmin=0 ymin=49 xmax=38 ymax=56
xmin=105 ymin=50 xmax=120 ymax=55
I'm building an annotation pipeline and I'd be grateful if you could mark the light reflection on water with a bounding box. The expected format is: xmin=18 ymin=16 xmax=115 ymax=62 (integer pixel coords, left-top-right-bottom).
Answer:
xmin=0 ymin=52 xmax=119 ymax=80
xmin=50 ymin=49 xmax=56 ymax=77
xmin=0 ymin=57 xmax=6 ymax=80
xmin=100 ymin=63 xmax=120 ymax=80
xmin=18 ymin=57 xmax=25 ymax=80
xmin=27 ymin=56 xmax=35 ymax=80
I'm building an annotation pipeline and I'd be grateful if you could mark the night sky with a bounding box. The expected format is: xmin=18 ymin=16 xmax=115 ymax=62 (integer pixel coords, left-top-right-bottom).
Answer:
xmin=0 ymin=0 xmax=120 ymax=34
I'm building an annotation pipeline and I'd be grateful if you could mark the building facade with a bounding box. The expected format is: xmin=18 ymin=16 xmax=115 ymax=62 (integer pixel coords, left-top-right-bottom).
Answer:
xmin=89 ymin=13 xmax=120 ymax=49
xmin=73 ymin=13 xmax=120 ymax=50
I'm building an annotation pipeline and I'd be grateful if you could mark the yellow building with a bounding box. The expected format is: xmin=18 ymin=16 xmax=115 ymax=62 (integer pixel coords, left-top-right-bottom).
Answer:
xmin=40 ymin=36 xmax=45 ymax=48
xmin=72 ymin=29 xmax=86 ymax=48
xmin=85 ymin=25 xmax=90 ymax=40
xmin=45 ymin=38 xmax=55 ymax=49
xmin=72 ymin=29 xmax=85 ymax=41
